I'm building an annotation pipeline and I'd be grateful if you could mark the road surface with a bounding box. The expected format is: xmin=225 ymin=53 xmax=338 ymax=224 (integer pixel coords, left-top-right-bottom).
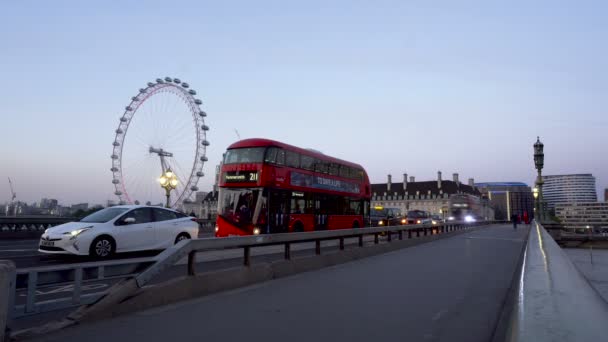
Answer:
xmin=34 ymin=224 xmax=529 ymax=342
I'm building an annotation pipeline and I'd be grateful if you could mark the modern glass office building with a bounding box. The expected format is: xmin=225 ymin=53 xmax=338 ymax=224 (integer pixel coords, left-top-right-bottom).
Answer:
xmin=475 ymin=182 xmax=533 ymax=221
xmin=542 ymin=174 xmax=597 ymax=210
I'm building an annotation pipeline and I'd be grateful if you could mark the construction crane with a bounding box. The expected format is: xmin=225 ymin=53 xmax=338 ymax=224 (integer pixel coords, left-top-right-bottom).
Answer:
xmin=8 ymin=177 xmax=16 ymax=202
xmin=8 ymin=178 xmax=16 ymax=216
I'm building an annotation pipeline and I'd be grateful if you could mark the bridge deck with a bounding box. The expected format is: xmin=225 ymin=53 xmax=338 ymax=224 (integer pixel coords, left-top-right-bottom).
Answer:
xmin=35 ymin=224 xmax=529 ymax=342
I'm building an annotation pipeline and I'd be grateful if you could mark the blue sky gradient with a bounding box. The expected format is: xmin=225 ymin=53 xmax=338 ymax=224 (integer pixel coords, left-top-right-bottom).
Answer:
xmin=1 ymin=0 xmax=607 ymax=204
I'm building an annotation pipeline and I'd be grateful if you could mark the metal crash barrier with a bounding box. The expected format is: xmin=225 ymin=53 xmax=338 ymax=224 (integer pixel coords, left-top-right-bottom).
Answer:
xmin=507 ymin=221 xmax=608 ymax=341
xmin=4 ymin=220 xmax=493 ymax=326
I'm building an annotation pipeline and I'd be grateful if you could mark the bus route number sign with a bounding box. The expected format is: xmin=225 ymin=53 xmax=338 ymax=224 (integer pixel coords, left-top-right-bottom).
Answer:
xmin=224 ymin=171 xmax=259 ymax=183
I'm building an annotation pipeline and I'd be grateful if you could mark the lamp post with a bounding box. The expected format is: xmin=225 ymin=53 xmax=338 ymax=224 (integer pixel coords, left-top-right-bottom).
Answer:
xmin=533 ymin=137 xmax=545 ymax=222
xmin=532 ymin=186 xmax=539 ymax=219
xmin=159 ymin=168 xmax=178 ymax=208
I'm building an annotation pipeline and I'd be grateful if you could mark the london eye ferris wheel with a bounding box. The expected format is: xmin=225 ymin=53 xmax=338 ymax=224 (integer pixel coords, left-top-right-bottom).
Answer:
xmin=110 ymin=77 xmax=209 ymax=208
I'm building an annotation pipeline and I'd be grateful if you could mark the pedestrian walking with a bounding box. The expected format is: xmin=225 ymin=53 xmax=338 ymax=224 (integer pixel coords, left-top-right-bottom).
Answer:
xmin=511 ymin=213 xmax=518 ymax=229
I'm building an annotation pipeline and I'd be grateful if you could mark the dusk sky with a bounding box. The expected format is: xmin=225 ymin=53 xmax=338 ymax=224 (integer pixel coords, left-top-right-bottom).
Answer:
xmin=1 ymin=0 xmax=607 ymax=205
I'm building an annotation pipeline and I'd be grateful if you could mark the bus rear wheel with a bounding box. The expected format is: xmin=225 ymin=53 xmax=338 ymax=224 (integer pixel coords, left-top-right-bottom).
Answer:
xmin=293 ymin=222 xmax=304 ymax=232
xmin=353 ymin=221 xmax=360 ymax=228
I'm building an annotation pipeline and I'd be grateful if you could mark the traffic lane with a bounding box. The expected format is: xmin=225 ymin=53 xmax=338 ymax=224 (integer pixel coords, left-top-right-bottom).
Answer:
xmin=11 ymin=235 xmax=397 ymax=331
xmin=2 ymin=232 xmax=216 ymax=268
xmin=13 ymin=234 xmax=394 ymax=307
xmin=36 ymin=225 xmax=528 ymax=342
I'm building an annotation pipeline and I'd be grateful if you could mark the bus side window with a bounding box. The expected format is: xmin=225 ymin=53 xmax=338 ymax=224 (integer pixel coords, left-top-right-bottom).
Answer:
xmin=276 ymin=149 xmax=285 ymax=165
xmin=285 ymin=150 xmax=300 ymax=168
xmin=329 ymin=163 xmax=340 ymax=176
xmin=339 ymin=165 xmax=349 ymax=178
xmin=301 ymin=155 xmax=314 ymax=170
xmin=265 ymin=147 xmax=278 ymax=163
xmin=314 ymin=159 xmax=328 ymax=173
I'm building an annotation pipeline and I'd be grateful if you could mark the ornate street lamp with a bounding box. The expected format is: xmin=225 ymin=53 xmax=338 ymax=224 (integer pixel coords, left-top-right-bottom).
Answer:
xmin=533 ymin=137 xmax=545 ymax=222
xmin=159 ymin=168 xmax=178 ymax=208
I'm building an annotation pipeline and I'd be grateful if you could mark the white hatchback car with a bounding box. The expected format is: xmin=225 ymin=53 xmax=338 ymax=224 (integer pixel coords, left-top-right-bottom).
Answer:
xmin=39 ymin=205 xmax=199 ymax=258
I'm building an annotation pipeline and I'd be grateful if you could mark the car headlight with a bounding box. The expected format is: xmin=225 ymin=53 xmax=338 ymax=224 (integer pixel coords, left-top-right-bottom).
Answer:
xmin=64 ymin=227 xmax=92 ymax=239
xmin=401 ymin=219 xmax=406 ymax=224
xmin=432 ymin=220 xmax=437 ymax=225
xmin=417 ymin=220 xmax=421 ymax=224
xmin=379 ymin=220 xmax=384 ymax=226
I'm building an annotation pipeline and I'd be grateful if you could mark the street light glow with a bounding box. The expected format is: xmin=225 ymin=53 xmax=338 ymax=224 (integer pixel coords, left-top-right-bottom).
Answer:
xmin=159 ymin=167 xmax=178 ymax=208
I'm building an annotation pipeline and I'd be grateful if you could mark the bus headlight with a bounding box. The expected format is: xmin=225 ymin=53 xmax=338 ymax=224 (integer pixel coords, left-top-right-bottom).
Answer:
xmin=253 ymin=227 xmax=261 ymax=235
xmin=214 ymin=225 xmax=219 ymax=233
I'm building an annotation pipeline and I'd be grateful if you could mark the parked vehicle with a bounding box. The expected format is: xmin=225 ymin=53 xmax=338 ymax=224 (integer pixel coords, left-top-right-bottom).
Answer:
xmin=39 ymin=205 xmax=199 ymax=258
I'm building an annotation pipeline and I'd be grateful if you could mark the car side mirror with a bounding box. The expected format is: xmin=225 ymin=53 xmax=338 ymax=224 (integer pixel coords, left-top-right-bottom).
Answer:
xmin=123 ymin=217 xmax=136 ymax=225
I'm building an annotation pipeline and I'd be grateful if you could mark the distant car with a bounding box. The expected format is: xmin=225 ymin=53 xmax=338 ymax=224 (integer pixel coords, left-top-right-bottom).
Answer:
xmin=405 ymin=210 xmax=432 ymax=225
xmin=38 ymin=205 xmax=199 ymax=258
xmin=431 ymin=215 xmax=444 ymax=225
xmin=370 ymin=207 xmax=404 ymax=227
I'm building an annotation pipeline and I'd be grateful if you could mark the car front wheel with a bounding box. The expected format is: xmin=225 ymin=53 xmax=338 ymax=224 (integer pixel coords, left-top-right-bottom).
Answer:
xmin=90 ymin=236 xmax=116 ymax=259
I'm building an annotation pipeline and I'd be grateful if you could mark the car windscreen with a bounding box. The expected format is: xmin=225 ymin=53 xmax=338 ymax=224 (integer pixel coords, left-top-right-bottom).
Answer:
xmin=224 ymin=147 xmax=266 ymax=164
xmin=80 ymin=207 xmax=130 ymax=223
xmin=407 ymin=211 xmax=427 ymax=219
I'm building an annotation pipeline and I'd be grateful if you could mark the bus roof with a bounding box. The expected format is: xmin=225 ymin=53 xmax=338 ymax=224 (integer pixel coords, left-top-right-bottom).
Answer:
xmin=227 ymin=138 xmax=365 ymax=170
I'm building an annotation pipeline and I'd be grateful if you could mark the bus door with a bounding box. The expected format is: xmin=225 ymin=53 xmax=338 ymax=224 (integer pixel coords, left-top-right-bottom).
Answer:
xmin=268 ymin=190 xmax=290 ymax=233
xmin=314 ymin=194 xmax=329 ymax=230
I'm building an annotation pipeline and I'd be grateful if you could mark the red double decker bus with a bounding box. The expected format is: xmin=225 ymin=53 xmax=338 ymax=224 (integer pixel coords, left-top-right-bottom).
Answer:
xmin=215 ymin=138 xmax=371 ymax=237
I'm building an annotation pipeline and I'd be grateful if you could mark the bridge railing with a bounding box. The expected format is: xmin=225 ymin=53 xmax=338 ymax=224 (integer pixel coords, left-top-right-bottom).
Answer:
xmin=506 ymin=221 xmax=608 ymax=341
xmin=11 ymin=257 xmax=156 ymax=318
xmin=0 ymin=216 xmax=73 ymax=239
xmin=6 ymin=221 xmax=496 ymax=324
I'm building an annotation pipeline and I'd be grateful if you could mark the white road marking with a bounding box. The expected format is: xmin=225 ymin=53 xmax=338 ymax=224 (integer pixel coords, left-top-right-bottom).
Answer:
xmin=465 ymin=236 xmax=523 ymax=242
xmin=432 ymin=309 xmax=448 ymax=321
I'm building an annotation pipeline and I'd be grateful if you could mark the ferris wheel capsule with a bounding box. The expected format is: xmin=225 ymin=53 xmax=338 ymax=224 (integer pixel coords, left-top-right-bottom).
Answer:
xmin=181 ymin=83 xmax=189 ymax=88
xmin=173 ymin=78 xmax=181 ymax=84
xmin=201 ymin=125 xmax=209 ymax=131
xmin=196 ymin=171 xmax=204 ymax=177
xmin=189 ymin=89 xmax=196 ymax=95
xmin=199 ymin=111 xmax=206 ymax=117
xmin=194 ymin=99 xmax=202 ymax=105
xmin=156 ymin=78 xmax=164 ymax=83
xmin=202 ymin=140 xmax=210 ymax=146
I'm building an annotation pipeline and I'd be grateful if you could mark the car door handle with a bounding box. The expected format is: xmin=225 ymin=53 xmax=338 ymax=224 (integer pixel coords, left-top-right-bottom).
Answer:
xmin=145 ymin=226 xmax=154 ymax=229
